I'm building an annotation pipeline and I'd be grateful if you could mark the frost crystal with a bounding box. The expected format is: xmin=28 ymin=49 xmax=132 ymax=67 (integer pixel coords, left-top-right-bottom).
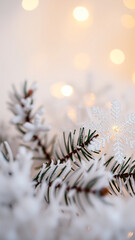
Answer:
xmin=88 ymin=100 xmax=135 ymax=163
xmin=23 ymin=113 xmax=51 ymax=142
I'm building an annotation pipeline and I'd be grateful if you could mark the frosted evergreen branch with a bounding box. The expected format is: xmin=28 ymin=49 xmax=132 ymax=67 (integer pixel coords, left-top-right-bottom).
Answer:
xmin=9 ymin=81 xmax=99 ymax=166
xmin=9 ymin=81 xmax=54 ymax=163
xmin=55 ymin=128 xmax=99 ymax=164
xmin=34 ymin=157 xmax=111 ymax=210
xmin=36 ymin=178 xmax=109 ymax=199
xmin=105 ymin=156 xmax=135 ymax=196
xmin=33 ymin=135 xmax=52 ymax=163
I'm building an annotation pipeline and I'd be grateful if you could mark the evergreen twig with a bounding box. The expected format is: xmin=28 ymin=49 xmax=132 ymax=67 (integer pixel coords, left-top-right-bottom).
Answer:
xmin=55 ymin=128 xmax=99 ymax=164
xmin=105 ymin=156 xmax=135 ymax=196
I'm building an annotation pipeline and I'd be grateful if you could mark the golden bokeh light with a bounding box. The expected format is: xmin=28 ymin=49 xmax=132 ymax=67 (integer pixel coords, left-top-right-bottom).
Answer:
xmin=61 ymin=85 xmax=73 ymax=97
xmin=106 ymin=102 xmax=112 ymax=108
xmin=83 ymin=93 xmax=95 ymax=107
xmin=110 ymin=49 xmax=125 ymax=65
xmin=67 ymin=107 xmax=77 ymax=122
xmin=132 ymin=73 xmax=135 ymax=83
xmin=121 ymin=14 xmax=135 ymax=28
xmin=87 ymin=226 xmax=90 ymax=231
xmin=111 ymin=125 xmax=120 ymax=139
xmin=73 ymin=53 xmax=91 ymax=70
xmin=112 ymin=125 xmax=119 ymax=133
xmin=50 ymin=83 xmax=73 ymax=98
xmin=127 ymin=232 xmax=134 ymax=238
xmin=73 ymin=6 xmax=89 ymax=22
xmin=123 ymin=0 xmax=135 ymax=9
xmin=50 ymin=82 xmax=65 ymax=98
xmin=22 ymin=0 xmax=39 ymax=11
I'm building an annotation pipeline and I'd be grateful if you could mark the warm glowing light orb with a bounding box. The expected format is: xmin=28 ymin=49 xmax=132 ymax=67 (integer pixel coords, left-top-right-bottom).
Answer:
xmin=83 ymin=93 xmax=95 ymax=107
xmin=50 ymin=82 xmax=64 ymax=98
xmin=112 ymin=125 xmax=119 ymax=133
xmin=73 ymin=53 xmax=91 ymax=70
xmin=106 ymin=102 xmax=112 ymax=108
xmin=73 ymin=6 xmax=89 ymax=22
xmin=22 ymin=0 xmax=39 ymax=11
xmin=67 ymin=107 xmax=77 ymax=122
xmin=61 ymin=85 xmax=73 ymax=97
xmin=132 ymin=73 xmax=135 ymax=83
xmin=110 ymin=49 xmax=125 ymax=65
xmin=128 ymin=232 xmax=134 ymax=238
xmin=87 ymin=226 xmax=90 ymax=231
xmin=123 ymin=0 xmax=135 ymax=9
xmin=50 ymin=83 xmax=73 ymax=98
xmin=121 ymin=14 xmax=135 ymax=28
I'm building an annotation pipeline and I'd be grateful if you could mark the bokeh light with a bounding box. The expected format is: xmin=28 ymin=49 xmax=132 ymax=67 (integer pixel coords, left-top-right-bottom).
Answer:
xmin=83 ymin=93 xmax=95 ymax=107
xmin=123 ymin=0 xmax=135 ymax=9
xmin=110 ymin=49 xmax=125 ymax=65
xmin=61 ymin=85 xmax=73 ymax=97
xmin=127 ymin=232 xmax=134 ymax=238
xmin=111 ymin=125 xmax=120 ymax=139
xmin=67 ymin=107 xmax=77 ymax=122
xmin=73 ymin=6 xmax=89 ymax=22
xmin=50 ymin=83 xmax=73 ymax=98
xmin=73 ymin=53 xmax=91 ymax=70
xmin=112 ymin=125 xmax=119 ymax=133
xmin=50 ymin=82 xmax=65 ymax=98
xmin=22 ymin=0 xmax=39 ymax=11
xmin=121 ymin=14 xmax=135 ymax=28
xmin=132 ymin=73 xmax=135 ymax=83
xmin=106 ymin=102 xmax=112 ymax=108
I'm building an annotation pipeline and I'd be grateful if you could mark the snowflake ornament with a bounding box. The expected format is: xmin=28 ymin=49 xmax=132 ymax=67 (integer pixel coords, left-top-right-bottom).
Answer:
xmin=88 ymin=100 xmax=135 ymax=163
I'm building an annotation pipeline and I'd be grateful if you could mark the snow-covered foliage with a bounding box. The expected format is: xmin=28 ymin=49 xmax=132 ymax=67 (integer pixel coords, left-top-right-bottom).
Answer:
xmin=0 ymin=143 xmax=71 ymax=240
xmin=3 ymin=80 xmax=135 ymax=239
xmin=87 ymin=100 xmax=135 ymax=163
xmin=35 ymin=156 xmax=112 ymax=212
xmin=8 ymin=81 xmax=52 ymax=161
xmin=0 ymin=142 xmax=135 ymax=240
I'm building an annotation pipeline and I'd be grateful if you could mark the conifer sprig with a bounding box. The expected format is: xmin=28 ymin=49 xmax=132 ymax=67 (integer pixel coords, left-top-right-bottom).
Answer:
xmin=105 ymin=156 xmax=135 ymax=196
xmin=55 ymin=128 xmax=99 ymax=164
xmin=9 ymin=81 xmax=54 ymax=163
xmin=34 ymin=159 xmax=110 ymax=210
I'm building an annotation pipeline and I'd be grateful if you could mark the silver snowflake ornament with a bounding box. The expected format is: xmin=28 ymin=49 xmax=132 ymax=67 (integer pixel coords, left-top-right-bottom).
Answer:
xmin=88 ymin=100 xmax=135 ymax=163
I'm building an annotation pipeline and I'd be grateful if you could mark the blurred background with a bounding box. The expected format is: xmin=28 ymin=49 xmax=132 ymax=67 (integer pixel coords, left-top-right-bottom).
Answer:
xmin=0 ymin=0 xmax=135 ymax=130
